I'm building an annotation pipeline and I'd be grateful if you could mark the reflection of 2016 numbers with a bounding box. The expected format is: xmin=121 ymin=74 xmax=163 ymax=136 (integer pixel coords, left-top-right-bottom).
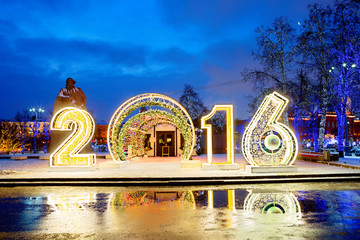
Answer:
xmin=242 ymin=92 xmax=298 ymax=166
xmin=50 ymin=107 xmax=96 ymax=167
xmin=201 ymin=105 xmax=234 ymax=165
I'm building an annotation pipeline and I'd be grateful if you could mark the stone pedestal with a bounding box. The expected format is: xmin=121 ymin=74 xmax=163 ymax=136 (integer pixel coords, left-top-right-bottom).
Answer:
xmin=246 ymin=165 xmax=298 ymax=174
xmin=202 ymin=163 xmax=240 ymax=170
xmin=39 ymin=155 xmax=50 ymax=160
xmin=11 ymin=156 xmax=27 ymax=160
xmin=180 ymin=160 xmax=202 ymax=168
xmin=49 ymin=165 xmax=97 ymax=172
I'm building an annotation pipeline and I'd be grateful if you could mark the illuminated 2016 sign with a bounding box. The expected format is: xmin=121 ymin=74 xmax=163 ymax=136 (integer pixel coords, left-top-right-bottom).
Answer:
xmin=50 ymin=107 xmax=96 ymax=167
xmin=242 ymin=92 xmax=298 ymax=166
xmin=49 ymin=91 xmax=298 ymax=168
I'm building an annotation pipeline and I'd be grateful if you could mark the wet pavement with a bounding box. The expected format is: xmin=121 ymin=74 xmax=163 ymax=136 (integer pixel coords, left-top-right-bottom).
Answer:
xmin=1 ymin=154 xmax=360 ymax=179
xmin=0 ymin=182 xmax=359 ymax=239
xmin=0 ymin=155 xmax=358 ymax=189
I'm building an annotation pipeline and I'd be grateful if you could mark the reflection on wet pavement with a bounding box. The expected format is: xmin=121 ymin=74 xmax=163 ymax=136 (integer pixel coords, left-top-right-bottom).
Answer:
xmin=0 ymin=182 xmax=359 ymax=239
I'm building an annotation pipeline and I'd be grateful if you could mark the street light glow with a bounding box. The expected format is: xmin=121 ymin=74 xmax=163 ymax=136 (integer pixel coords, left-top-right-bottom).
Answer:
xmin=29 ymin=107 xmax=45 ymax=120
xmin=351 ymin=63 xmax=356 ymax=68
xmin=342 ymin=63 xmax=347 ymax=67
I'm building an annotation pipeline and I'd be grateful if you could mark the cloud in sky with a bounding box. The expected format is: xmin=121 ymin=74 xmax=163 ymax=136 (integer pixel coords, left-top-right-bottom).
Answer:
xmin=0 ymin=0 xmax=333 ymax=122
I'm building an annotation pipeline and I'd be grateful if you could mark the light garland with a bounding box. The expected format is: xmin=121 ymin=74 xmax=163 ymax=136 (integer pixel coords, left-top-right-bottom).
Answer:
xmin=201 ymin=105 xmax=234 ymax=164
xmin=242 ymin=92 xmax=298 ymax=166
xmin=120 ymin=110 xmax=187 ymax=157
xmin=108 ymin=93 xmax=195 ymax=161
xmin=50 ymin=107 xmax=95 ymax=167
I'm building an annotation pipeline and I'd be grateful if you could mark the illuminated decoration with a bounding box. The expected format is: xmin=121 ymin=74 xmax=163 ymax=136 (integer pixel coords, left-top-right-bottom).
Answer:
xmin=109 ymin=191 xmax=150 ymax=208
xmin=177 ymin=191 xmax=196 ymax=208
xmin=108 ymin=191 xmax=196 ymax=209
xmin=108 ymin=93 xmax=195 ymax=161
xmin=207 ymin=190 xmax=235 ymax=211
xmin=201 ymin=105 xmax=234 ymax=164
xmin=47 ymin=193 xmax=95 ymax=211
xmin=242 ymin=92 xmax=298 ymax=166
xmin=120 ymin=110 xmax=186 ymax=158
xmin=244 ymin=191 xmax=301 ymax=218
xmin=50 ymin=107 xmax=96 ymax=167
xmin=227 ymin=190 xmax=235 ymax=211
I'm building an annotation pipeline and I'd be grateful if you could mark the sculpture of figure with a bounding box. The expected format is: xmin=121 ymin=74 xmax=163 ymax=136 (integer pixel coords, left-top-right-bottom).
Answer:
xmin=49 ymin=78 xmax=91 ymax=154
xmin=54 ymin=78 xmax=87 ymax=112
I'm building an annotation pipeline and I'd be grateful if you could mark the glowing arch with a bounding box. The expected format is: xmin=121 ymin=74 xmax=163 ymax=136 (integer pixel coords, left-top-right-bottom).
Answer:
xmin=121 ymin=110 xmax=188 ymax=158
xmin=108 ymin=93 xmax=195 ymax=161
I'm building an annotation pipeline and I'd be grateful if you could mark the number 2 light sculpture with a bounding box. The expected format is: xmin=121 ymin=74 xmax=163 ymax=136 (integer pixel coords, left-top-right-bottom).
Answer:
xmin=50 ymin=107 xmax=96 ymax=167
xmin=242 ymin=92 xmax=298 ymax=166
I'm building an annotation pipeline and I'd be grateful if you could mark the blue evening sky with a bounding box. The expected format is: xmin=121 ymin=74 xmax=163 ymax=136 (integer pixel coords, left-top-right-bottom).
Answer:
xmin=0 ymin=0 xmax=330 ymax=123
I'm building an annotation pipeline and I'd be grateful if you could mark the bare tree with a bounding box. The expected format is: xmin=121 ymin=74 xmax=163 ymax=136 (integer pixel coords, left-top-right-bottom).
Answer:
xmin=42 ymin=122 xmax=51 ymax=153
xmin=14 ymin=111 xmax=31 ymax=154
xmin=298 ymin=4 xmax=333 ymax=152
xmin=0 ymin=121 xmax=22 ymax=154
xmin=328 ymin=0 xmax=360 ymax=155
xmin=27 ymin=122 xmax=41 ymax=153
xmin=244 ymin=16 xmax=299 ymax=125
xmin=179 ymin=84 xmax=207 ymax=127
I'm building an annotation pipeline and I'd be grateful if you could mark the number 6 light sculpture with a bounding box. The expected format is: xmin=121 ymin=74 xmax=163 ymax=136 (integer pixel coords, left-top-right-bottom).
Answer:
xmin=242 ymin=92 xmax=298 ymax=166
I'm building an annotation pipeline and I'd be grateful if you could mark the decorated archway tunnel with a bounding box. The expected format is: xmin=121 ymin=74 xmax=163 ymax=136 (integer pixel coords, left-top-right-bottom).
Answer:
xmin=107 ymin=93 xmax=196 ymax=161
xmin=121 ymin=110 xmax=189 ymax=158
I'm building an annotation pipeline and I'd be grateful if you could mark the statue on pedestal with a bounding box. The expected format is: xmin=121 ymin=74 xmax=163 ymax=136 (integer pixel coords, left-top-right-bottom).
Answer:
xmin=49 ymin=78 xmax=92 ymax=154
xmin=54 ymin=78 xmax=87 ymax=112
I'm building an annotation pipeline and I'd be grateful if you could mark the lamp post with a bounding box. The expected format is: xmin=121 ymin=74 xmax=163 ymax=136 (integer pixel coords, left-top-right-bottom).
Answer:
xmin=28 ymin=107 xmax=45 ymax=154
xmin=29 ymin=107 xmax=45 ymax=121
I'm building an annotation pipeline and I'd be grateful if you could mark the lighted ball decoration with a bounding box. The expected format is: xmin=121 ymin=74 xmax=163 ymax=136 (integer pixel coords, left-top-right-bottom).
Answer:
xmin=50 ymin=107 xmax=96 ymax=167
xmin=262 ymin=131 xmax=282 ymax=153
xmin=242 ymin=92 xmax=298 ymax=166
xmin=107 ymin=93 xmax=195 ymax=161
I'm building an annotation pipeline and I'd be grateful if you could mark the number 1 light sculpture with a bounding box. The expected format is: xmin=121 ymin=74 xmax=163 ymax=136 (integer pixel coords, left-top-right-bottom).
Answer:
xmin=201 ymin=105 xmax=234 ymax=165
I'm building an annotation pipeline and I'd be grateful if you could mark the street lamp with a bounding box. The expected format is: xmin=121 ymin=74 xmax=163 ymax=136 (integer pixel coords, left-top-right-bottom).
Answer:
xmin=29 ymin=107 xmax=45 ymax=121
